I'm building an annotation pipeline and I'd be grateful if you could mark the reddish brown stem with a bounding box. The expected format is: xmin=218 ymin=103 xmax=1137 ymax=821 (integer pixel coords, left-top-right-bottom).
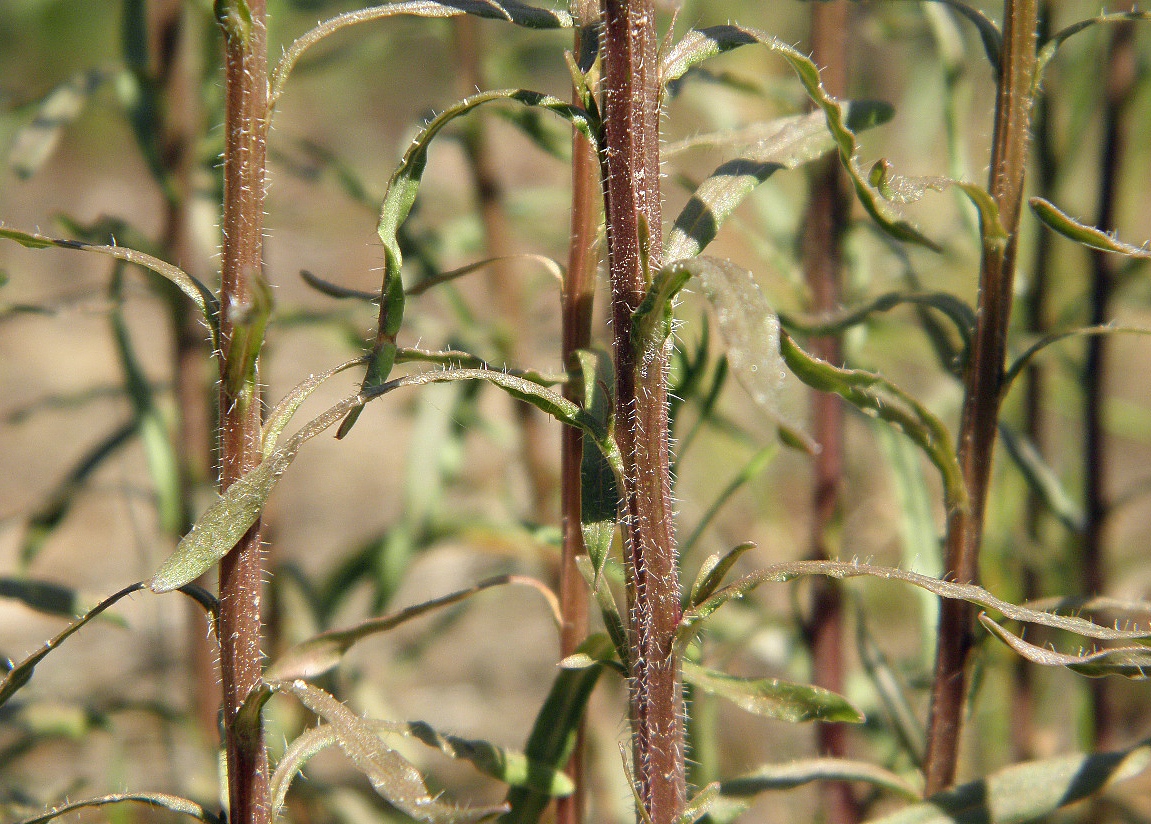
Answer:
xmin=1084 ymin=19 xmax=1137 ymax=753
xmin=556 ymin=6 xmax=601 ymax=823
xmin=600 ymin=0 xmax=684 ymax=820
xmin=217 ymin=2 xmax=271 ymax=821
xmin=924 ymin=0 xmax=1038 ymax=795
xmin=802 ymin=3 xmax=858 ymax=823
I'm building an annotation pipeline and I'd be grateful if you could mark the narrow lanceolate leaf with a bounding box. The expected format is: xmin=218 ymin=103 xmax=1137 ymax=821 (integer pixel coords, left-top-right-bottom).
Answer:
xmin=0 ymin=227 xmax=220 ymax=351
xmin=682 ymin=660 xmax=864 ymax=724
xmin=0 ymin=577 xmax=101 ymax=620
xmin=149 ymin=393 xmax=363 ymax=592
xmin=862 ymin=742 xmax=1151 ymax=824
xmin=1030 ymin=197 xmax=1151 ymax=258
xmin=262 ymin=358 xmax=367 ymax=458
xmin=681 ymin=447 xmax=776 ymax=555
xmin=661 ymin=26 xmax=938 ymax=248
xmin=920 ymin=0 xmax=1002 ymax=71
xmin=679 ymin=783 xmax=722 ymax=824
xmin=688 ymin=542 xmax=756 ymax=608
xmin=665 ymin=256 xmax=813 ymax=451
xmin=266 ymin=575 xmax=560 ymax=681
xmin=780 ymin=330 xmax=966 ymax=511
xmin=14 ymin=793 xmax=223 ymax=824
xmin=575 ymin=349 xmax=619 ymax=579
xmin=664 ymin=102 xmax=894 ymax=262
xmin=501 ymin=634 xmax=617 ymax=824
xmin=1035 ymin=12 xmax=1151 ymax=94
xmin=979 ymin=614 xmax=1151 ymax=679
xmin=998 ymin=425 xmax=1084 ymax=534
xmin=8 ymin=69 xmax=105 ymax=179
xmin=1002 ymin=324 xmax=1151 ymax=394
xmin=340 ymin=89 xmax=595 ymax=438
xmin=270 ymin=0 xmax=573 ymax=107
xmin=0 ymin=583 xmax=144 ymax=707
xmin=280 ymin=680 xmax=507 ymax=822
xmin=677 ymin=560 xmax=1151 ymax=652
xmin=574 ymin=556 xmax=629 ymax=669
xmin=719 ymin=757 xmax=921 ymax=800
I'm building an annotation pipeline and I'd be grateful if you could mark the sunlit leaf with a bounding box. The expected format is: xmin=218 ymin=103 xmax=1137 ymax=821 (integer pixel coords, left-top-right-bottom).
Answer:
xmin=980 ymin=614 xmax=1151 ymax=679
xmin=688 ymin=542 xmax=757 ymax=609
xmin=677 ymin=560 xmax=1151 ymax=652
xmin=262 ymin=358 xmax=366 ymax=458
xmin=682 ymin=660 xmax=864 ymax=723
xmin=0 ymin=583 xmax=144 ymax=707
xmin=661 ymin=26 xmax=939 ymax=248
xmin=680 ymin=782 xmax=722 ymax=824
xmin=266 ymin=575 xmax=560 ymax=681
xmin=863 ymin=742 xmax=1151 ymax=824
xmin=664 ymin=102 xmax=894 ymax=262
xmin=279 ymin=680 xmax=507 ymax=822
xmin=574 ymin=556 xmax=629 ymax=669
xmin=14 ymin=793 xmax=223 ymax=824
xmin=719 ymin=757 xmax=921 ymax=800
xmin=1030 ymin=196 xmax=1151 ymax=258
xmin=0 ymin=226 xmax=219 ymax=351
xmin=8 ymin=69 xmax=106 ymax=179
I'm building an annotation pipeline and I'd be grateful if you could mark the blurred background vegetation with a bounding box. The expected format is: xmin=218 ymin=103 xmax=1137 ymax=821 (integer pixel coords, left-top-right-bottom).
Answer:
xmin=3 ymin=1 xmax=1151 ymax=821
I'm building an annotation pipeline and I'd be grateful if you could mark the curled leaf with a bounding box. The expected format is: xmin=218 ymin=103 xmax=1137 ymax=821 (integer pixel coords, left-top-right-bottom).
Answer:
xmin=1035 ymin=12 xmax=1151 ymax=94
xmin=980 ymin=614 xmax=1151 ymax=679
xmin=1030 ymin=196 xmax=1151 ymax=258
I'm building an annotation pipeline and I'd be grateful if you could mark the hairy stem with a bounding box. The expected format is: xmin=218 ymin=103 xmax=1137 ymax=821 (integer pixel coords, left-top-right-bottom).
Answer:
xmin=1084 ymin=18 xmax=1137 ymax=753
xmin=802 ymin=3 xmax=858 ymax=823
xmin=600 ymin=1 xmax=685 ymax=820
xmin=924 ymin=0 xmax=1038 ymax=794
xmin=217 ymin=2 xmax=271 ymax=820
xmin=557 ymin=3 xmax=601 ymax=822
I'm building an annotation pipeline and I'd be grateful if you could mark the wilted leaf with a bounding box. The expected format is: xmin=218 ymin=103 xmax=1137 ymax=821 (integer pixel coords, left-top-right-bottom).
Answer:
xmin=14 ymin=793 xmax=222 ymax=824
xmin=719 ymin=757 xmax=921 ymax=800
xmin=664 ymin=102 xmax=894 ymax=262
xmin=9 ymin=69 xmax=105 ymax=179
xmin=280 ymin=680 xmax=508 ymax=822
xmin=0 ymin=226 xmax=219 ymax=351
xmin=863 ymin=742 xmax=1151 ymax=824
xmin=682 ymin=660 xmax=864 ymax=723
xmin=1030 ymin=196 xmax=1151 ymax=258
xmin=267 ymin=575 xmax=559 ymax=681
xmin=980 ymin=614 xmax=1151 ymax=679
xmin=0 ymin=583 xmax=144 ymax=707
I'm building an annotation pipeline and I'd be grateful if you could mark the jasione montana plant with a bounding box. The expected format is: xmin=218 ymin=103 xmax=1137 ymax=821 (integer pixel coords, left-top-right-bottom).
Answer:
xmin=4 ymin=2 xmax=1151 ymax=824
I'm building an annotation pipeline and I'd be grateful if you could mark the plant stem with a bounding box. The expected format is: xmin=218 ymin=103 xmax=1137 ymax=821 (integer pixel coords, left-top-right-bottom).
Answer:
xmin=802 ymin=3 xmax=858 ymax=823
xmin=600 ymin=1 xmax=685 ymax=820
xmin=924 ymin=0 xmax=1038 ymax=795
xmin=556 ymin=4 xmax=601 ymax=822
xmin=1084 ymin=18 xmax=1137 ymax=754
xmin=217 ymin=2 xmax=271 ymax=821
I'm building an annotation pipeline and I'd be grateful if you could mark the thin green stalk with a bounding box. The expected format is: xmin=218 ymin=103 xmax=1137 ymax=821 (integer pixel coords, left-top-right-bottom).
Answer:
xmin=600 ymin=0 xmax=685 ymax=820
xmin=1084 ymin=18 xmax=1137 ymax=754
xmin=801 ymin=3 xmax=858 ymax=823
xmin=217 ymin=2 xmax=271 ymax=820
xmin=924 ymin=0 xmax=1039 ymax=795
xmin=557 ymin=3 xmax=601 ymax=823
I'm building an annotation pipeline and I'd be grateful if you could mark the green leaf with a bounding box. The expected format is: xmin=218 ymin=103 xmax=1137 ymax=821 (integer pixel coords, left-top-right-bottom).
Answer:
xmin=688 ymin=542 xmax=757 ymax=608
xmin=719 ymin=757 xmax=921 ymax=800
xmin=665 ymin=256 xmax=814 ymax=451
xmin=235 ymin=682 xmax=273 ymax=750
xmin=677 ymin=560 xmax=1151 ymax=653
xmin=682 ymin=660 xmax=864 ymax=724
xmin=149 ymin=393 xmax=363 ymax=592
xmin=1035 ymin=12 xmax=1151 ymax=94
xmin=501 ymin=634 xmax=616 ymax=824
xmin=661 ymin=26 xmax=939 ymax=249
xmin=8 ymin=69 xmax=106 ymax=179
xmin=270 ymin=0 xmax=574 ymax=108
xmin=0 ymin=577 xmax=108 ymax=621
xmin=998 ymin=425 xmax=1084 ymax=534
xmin=279 ymin=680 xmax=507 ymax=822
xmin=1002 ymin=324 xmax=1151 ymax=394
xmin=856 ymin=607 xmax=925 ymax=766
xmin=863 ymin=742 xmax=1151 ymax=824
xmin=680 ymin=782 xmax=722 ymax=824
xmin=266 ymin=575 xmax=560 ymax=681
xmin=0 ymin=583 xmax=144 ymax=707
xmin=920 ymin=0 xmax=1002 ymax=72
xmin=1030 ymin=196 xmax=1151 ymax=258
xmin=779 ymin=330 xmax=966 ymax=512
xmin=664 ymin=102 xmax=894 ymax=262
xmin=262 ymin=358 xmax=367 ymax=459
xmin=14 ymin=793 xmax=223 ymax=824
xmin=223 ymin=266 xmax=273 ymax=397
xmin=980 ymin=614 xmax=1151 ymax=679
xmin=574 ymin=556 xmax=629 ymax=670
xmin=575 ymin=349 xmax=619 ymax=579
xmin=0 ymin=226 xmax=220 ymax=352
